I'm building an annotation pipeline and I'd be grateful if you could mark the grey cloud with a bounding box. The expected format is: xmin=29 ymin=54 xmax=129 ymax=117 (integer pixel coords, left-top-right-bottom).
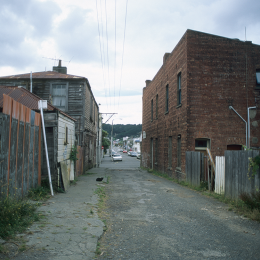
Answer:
xmin=55 ymin=7 xmax=100 ymax=63
xmin=0 ymin=0 xmax=61 ymax=69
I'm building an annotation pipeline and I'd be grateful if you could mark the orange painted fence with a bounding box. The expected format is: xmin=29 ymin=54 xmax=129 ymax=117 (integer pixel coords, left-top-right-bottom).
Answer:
xmin=0 ymin=95 xmax=41 ymax=199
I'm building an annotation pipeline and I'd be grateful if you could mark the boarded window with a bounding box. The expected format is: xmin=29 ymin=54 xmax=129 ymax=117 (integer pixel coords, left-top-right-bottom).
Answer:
xmin=177 ymin=73 xmax=181 ymax=105
xmin=168 ymin=136 xmax=172 ymax=167
xmin=151 ymin=99 xmax=153 ymax=121
xmin=155 ymin=138 xmax=158 ymax=164
xmin=156 ymin=94 xmax=158 ymax=119
xmin=52 ymin=84 xmax=67 ymax=111
xmin=177 ymin=135 xmax=181 ymax=167
xmin=150 ymin=138 xmax=153 ymax=169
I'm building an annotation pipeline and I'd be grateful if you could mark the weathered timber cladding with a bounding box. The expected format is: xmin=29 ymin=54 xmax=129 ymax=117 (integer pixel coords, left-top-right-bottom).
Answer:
xmin=0 ymin=95 xmax=41 ymax=199
xmin=185 ymin=151 xmax=202 ymax=187
xmin=0 ymin=71 xmax=99 ymax=172
xmin=142 ymin=29 xmax=260 ymax=180
xmin=225 ymin=150 xmax=260 ymax=199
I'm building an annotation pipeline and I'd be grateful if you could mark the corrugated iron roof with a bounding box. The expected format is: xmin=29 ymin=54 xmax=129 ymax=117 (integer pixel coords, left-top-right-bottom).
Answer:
xmin=0 ymin=71 xmax=86 ymax=80
xmin=0 ymin=86 xmax=76 ymax=121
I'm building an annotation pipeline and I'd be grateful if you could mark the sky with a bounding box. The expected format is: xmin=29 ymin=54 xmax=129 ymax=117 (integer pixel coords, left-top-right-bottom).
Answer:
xmin=1 ymin=0 xmax=260 ymax=125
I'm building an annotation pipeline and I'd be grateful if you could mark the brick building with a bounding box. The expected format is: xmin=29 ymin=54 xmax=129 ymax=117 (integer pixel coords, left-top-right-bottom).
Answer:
xmin=141 ymin=29 xmax=260 ymax=179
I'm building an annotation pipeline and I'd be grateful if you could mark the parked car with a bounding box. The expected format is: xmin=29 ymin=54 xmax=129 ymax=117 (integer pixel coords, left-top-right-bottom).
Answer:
xmin=112 ymin=154 xmax=122 ymax=161
xmin=137 ymin=153 xmax=141 ymax=159
xmin=128 ymin=151 xmax=133 ymax=156
xmin=131 ymin=152 xmax=138 ymax=157
xmin=123 ymin=150 xmax=127 ymax=153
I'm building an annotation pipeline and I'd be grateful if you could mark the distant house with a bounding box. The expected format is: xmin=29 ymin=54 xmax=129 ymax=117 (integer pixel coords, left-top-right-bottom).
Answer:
xmin=0 ymin=86 xmax=76 ymax=191
xmin=142 ymin=29 xmax=260 ymax=180
xmin=0 ymin=61 xmax=100 ymax=171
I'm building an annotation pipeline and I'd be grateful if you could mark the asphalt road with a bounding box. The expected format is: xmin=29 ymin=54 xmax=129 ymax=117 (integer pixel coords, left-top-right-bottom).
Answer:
xmin=98 ymin=154 xmax=260 ymax=259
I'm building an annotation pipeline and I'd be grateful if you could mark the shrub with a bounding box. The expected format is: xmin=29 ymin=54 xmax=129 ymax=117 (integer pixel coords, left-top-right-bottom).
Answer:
xmin=240 ymin=191 xmax=260 ymax=210
xmin=0 ymin=197 xmax=39 ymax=239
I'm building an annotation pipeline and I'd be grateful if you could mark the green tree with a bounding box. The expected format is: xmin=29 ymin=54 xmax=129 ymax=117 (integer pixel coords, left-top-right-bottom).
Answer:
xmin=102 ymin=130 xmax=110 ymax=154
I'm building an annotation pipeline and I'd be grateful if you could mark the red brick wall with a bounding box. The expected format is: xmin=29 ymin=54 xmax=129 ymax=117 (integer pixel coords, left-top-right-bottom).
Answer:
xmin=142 ymin=29 xmax=260 ymax=179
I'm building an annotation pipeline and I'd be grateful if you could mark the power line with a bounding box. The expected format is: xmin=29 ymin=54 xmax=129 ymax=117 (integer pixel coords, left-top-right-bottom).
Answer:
xmin=118 ymin=0 xmax=128 ymax=110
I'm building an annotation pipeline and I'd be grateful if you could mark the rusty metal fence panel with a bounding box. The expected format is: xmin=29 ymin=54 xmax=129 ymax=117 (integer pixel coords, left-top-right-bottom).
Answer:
xmin=0 ymin=94 xmax=41 ymax=199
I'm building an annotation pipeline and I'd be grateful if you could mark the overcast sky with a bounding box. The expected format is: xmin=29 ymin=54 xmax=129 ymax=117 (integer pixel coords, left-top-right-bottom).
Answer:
xmin=1 ymin=0 xmax=260 ymax=125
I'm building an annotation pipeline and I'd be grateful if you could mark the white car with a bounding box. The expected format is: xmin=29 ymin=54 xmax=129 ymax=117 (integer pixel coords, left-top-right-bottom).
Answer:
xmin=112 ymin=154 xmax=122 ymax=161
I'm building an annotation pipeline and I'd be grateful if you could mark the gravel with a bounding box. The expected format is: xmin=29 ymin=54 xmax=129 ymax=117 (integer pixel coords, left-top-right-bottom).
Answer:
xmin=98 ymin=168 xmax=260 ymax=260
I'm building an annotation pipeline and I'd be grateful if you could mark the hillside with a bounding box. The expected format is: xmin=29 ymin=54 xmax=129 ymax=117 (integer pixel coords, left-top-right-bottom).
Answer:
xmin=102 ymin=124 xmax=142 ymax=139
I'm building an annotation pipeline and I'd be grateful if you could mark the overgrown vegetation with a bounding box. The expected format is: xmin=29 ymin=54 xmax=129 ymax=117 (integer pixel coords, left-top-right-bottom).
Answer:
xmin=28 ymin=186 xmax=50 ymax=201
xmin=0 ymin=197 xmax=40 ymax=239
xmin=145 ymin=167 xmax=260 ymax=222
xmin=248 ymin=155 xmax=260 ymax=177
xmin=102 ymin=130 xmax=110 ymax=154
xmin=69 ymin=145 xmax=78 ymax=162
xmin=240 ymin=191 xmax=260 ymax=210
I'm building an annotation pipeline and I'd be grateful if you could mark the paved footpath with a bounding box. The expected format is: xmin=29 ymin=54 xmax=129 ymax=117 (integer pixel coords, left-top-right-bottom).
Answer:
xmin=1 ymin=167 xmax=108 ymax=260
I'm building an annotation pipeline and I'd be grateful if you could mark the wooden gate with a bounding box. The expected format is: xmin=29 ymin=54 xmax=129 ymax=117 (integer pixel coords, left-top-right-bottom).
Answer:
xmin=0 ymin=95 xmax=41 ymax=199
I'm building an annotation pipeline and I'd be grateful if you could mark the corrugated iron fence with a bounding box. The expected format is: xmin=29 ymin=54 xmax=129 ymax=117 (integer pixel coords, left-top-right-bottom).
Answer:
xmin=0 ymin=95 xmax=41 ymax=199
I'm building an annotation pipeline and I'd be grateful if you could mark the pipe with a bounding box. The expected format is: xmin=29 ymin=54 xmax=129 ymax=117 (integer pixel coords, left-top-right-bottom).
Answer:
xmin=38 ymin=100 xmax=54 ymax=196
xmin=248 ymin=106 xmax=256 ymax=148
xmin=229 ymin=106 xmax=247 ymax=148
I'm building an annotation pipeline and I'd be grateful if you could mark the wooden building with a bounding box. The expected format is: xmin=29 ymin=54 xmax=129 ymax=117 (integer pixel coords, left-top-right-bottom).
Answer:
xmin=0 ymin=62 xmax=100 ymax=171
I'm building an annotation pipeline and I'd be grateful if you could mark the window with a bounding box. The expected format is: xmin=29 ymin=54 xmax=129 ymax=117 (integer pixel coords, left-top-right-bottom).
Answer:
xmin=151 ymin=99 xmax=153 ymax=121
xmin=156 ymin=94 xmax=158 ymax=119
xmin=168 ymin=136 xmax=172 ymax=168
xmin=256 ymin=70 xmax=260 ymax=88
xmin=195 ymin=138 xmax=210 ymax=150
xmin=155 ymin=138 xmax=158 ymax=164
xmin=165 ymin=84 xmax=169 ymax=113
xmin=64 ymin=126 xmax=68 ymax=145
xmin=150 ymin=138 xmax=153 ymax=169
xmin=90 ymin=97 xmax=93 ymax=121
xmin=177 ymin=73 xmax=181 ymax=105
xmin=177 ymin=135 xmax=181 ymax=168
xmin=52 ymin=84 xmax=67 ymax=111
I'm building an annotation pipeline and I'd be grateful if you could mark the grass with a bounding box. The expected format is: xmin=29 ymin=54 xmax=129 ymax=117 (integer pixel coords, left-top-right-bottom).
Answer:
xmin=0 ymin=197 xmax=40 ymax=239
xmin=145 ymin=167 xmax=260 ymax=222
xmin=27 ymin=186 xmax=50 ymax=201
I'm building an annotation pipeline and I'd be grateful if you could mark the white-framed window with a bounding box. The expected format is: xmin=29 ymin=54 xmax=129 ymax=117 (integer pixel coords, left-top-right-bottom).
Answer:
xmin=51 ymin=83 xmax=68 ymax=111
xmin=195 ymin=138 xmax=211 ymax=150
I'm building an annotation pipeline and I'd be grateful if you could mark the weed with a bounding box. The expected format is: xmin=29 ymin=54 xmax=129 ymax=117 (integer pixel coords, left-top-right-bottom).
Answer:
xmin=95 ymin=241 xmax=101 ymax=255
xmin=83 ymin=227 xmax=87 ymax=230
xmin=84 ymin=172 xmax=97 ymax=175
xmin=18 ymin=244 xmax=26 ymax=252
xmin=70 ymin=178 xmax=78 ymax=186
xmin=0 ymin=197 xmax=40 ymax=239
xmin=240 ymin=191 xmax=260 ymax=210
xmin=27 ymin=186 xmax=50 ymax=201
xmin=90 ymin=209 xmax=94 ymax=214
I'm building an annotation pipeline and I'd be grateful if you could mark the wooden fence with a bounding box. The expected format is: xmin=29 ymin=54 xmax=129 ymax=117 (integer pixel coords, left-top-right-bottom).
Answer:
xmin=0 ymin=95 xmax=41 ymax=199
xmin=224 ymin=150 xmax=260 ymax=199
xmin=185 ymin=151 xmax=204 ymax=187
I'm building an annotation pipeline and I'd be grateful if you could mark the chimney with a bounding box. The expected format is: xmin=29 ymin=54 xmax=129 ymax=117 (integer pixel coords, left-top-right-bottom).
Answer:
xmin=53 ymin=60 xmax=67 ymax=74
xmin=163 ymin=53 xmax=171 ymax=64
xmin=145 ymin=80 xmax=151 ymax=87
